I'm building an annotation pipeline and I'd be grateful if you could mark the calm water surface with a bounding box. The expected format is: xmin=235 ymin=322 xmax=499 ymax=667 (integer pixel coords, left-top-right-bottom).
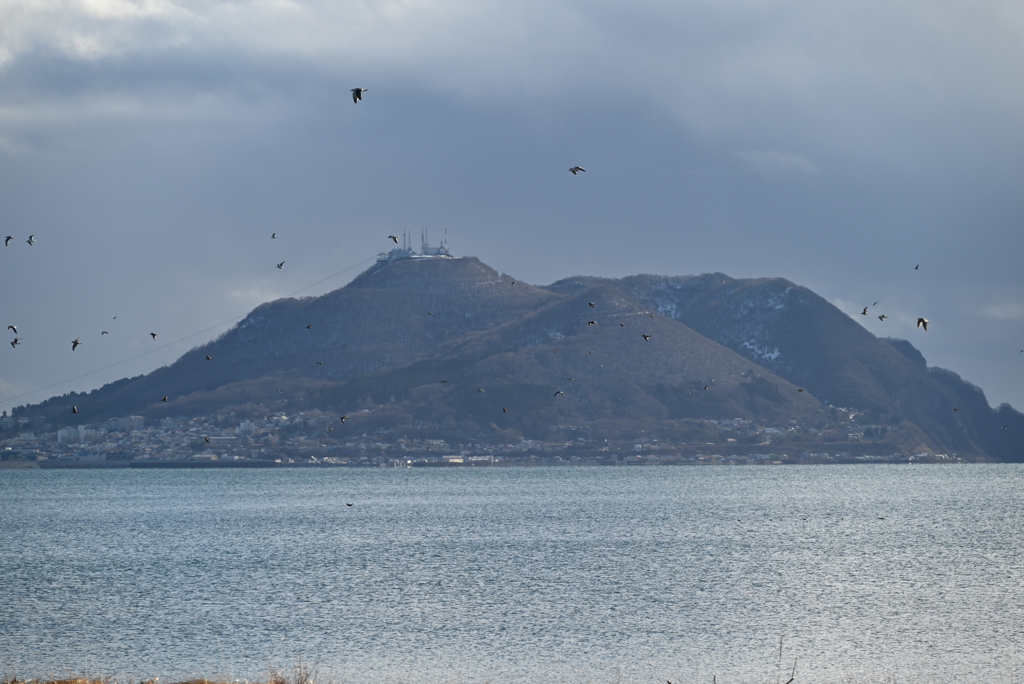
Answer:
xmin=1 ymin=465 xmax=1022 ymax=684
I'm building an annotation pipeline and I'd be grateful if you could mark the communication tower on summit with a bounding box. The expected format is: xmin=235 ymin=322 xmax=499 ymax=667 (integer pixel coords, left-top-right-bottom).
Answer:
xmin=377 ymin=227 xmax=452 ymax=264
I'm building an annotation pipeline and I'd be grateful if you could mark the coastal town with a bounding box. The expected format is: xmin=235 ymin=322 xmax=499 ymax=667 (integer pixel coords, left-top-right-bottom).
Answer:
xmin=0 ymin=409 xmax=965 ymax=468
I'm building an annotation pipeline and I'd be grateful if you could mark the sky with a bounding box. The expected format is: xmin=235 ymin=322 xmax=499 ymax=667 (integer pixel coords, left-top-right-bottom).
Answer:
xmin=1 ymin=0 xmax=1022 ymax=413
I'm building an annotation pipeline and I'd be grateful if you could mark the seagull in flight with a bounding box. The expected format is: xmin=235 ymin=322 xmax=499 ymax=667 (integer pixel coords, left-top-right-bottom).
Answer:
xmin=306 ymin=324 xmax=313 ymax=329
xmin=915 ymin=264 xmax=920 ymax=270
xmin=554 ymin=391 xmax=564 ymax=396
xmin=4 ymin=236 xmax=12 ymax=246
xmin=72 ymin=405 xmax=79 ymax=414
xmin=150 ymin=332 xmax=158 ymax=340
xmin=569 ymin=166 xmax=586 ymax=175
xmin=71 ymin=337 xmax=81 ymax=351
xmin=351 ymin=88 xmax=368 ymax=103
xmin=642 ymin=334 xmax=651 ymax=341
xmin=388 ymin=235 xmax=399 ymax=243
xmin=878 ymin=315 xmax=888 ymax=321
xmin=271 ymin=233 xmax=277 ymax=239
xmin=917 ymin=318 xmax=929 ymax=331
xmin=502 ymin=407 xmax=508 ymax=413
xmin=277 ymin=261 xmax=285 ymax=269
xmin=340 ymin=415 xmax=349 ymax=423
xmin=588 ymin=302 xmax=595 ymax=308
xmin=205 ymin=355 xmax=213 ymax=360
xmin=861 ymin=307 xmax=869 ymax=315
xmin=588 ymin=320 xmax=597 ymax=326
xmin=161 ymin=395 xmax=168 ymax=402
xmin=26 ymin=235 xmax=35 ymax=246
xmin=101 ymin=331 xmax=109 ymax=335
xmin=10 ymin=338 xmax=20 ymax=348
xmin=7 ymin=325 xmax=16 ymax=334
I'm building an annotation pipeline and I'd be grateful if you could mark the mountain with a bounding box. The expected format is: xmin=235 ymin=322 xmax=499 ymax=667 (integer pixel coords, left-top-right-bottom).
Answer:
xmin=16 ymin=256 xmax=1024 ymax=460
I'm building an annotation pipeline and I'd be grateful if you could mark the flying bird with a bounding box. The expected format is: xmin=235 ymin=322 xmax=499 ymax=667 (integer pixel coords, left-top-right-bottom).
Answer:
xmin=588 ymin=320 xmax=597 ymax=326
xmin=798 ymin=388 xmax=805 ymax=392
xmin=161 ymin=396 xmax=168 ymax=402
xmin=340 ymin=415 xmax=349 ymax=423
xmin=569 ymin=166 xmax=585 ymax=175
xmin=271 ymin=233 xmax=277 ymax=239
xmin=440 ymin=380 xmax=448 ymax=383
xmin=346 ymin=503 xmax=353 ymax=506
xmin=101 ymin=331 xmax=109 ymax=335
xmin=427 ymin=312 xmax=436 ymax=317
xmin=511 ymin=280 xmax=517 ymax=286
xmin=71 ymin=405 xmax=79 ymax=414
xmin=205 ymin=437 xmax=211 ymax=442
xmin=71 ymin=337 xmax=81 ymax=351
xmin=10 ymin=338 xmax=20 ymax=348
xmin=388 ymin=235 xmax=399 ymax=243
xmin=277 ymin=261 xmax=285 ymax=269
xmin=7 ymin=325 xmax=15 ymax=334
xmin=953 ymin=407 xmax=959 ymax=412
xmin=917 ymin=318 xmax=929 ymax=331
xmin=351 ymin=87 xmax=368 ymax=103
xmin=150 ymin=333 xmax=157 ymax=340
xmin=502 ymin=407 xmax=508 ymax=413
xmin=205 ymin=355 xmax=213 ymax=360
xmin=26 ymin=235 xmax=35 ymax=246
xmin=4 ymin=236 xmax=12 ymax=246
xmin=478 ymin=388 xmax=485 ymax=392
xmin=554 ymin=391 xmax=564 ymax=396
xmin=306 ymin=324 xmax=313 ymax=329
xmin=878 ymin=315 xmax=888 ymax=321
xmin=861 ymin=307 xmax=869 ymax=315
xmin=566 ymin=377 xmax=574 ymax=381
xmin=316 ymin=361 xmax=323 ymax=365
xmin=588 ymin=302 xmax=595 ymax=308
xmin=704 ymin=385 xmax=710 ymax=390
xmin=915 ymin=264 xmax=920 ymax=270
xmin=642 ymin=334 xmax=651 ymax=341
xmin=620 ymin=323 xmax=626 ymax=327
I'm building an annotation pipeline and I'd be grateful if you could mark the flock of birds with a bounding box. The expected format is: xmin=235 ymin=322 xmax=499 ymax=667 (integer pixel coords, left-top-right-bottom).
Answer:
xmin=3 ymin=87 xmax=1016 ymax=436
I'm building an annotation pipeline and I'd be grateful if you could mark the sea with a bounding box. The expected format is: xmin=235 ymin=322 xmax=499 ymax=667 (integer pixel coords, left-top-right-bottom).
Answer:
xmin=1 ymin=465 xmax=1022 ymax=684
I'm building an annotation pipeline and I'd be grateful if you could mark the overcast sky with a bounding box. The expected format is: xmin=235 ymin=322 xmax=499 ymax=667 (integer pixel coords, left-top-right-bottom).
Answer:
xmin=1 ymin=0 xmax=1022 ymax=413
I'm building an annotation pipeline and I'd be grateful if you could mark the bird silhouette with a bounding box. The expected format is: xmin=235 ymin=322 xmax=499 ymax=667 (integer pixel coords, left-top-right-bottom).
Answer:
xmin=161 ymin=396 xmax=168 ymax=402
xmin=271 ymin=233 xmax=277 ymax=239
xmin=554 ymin=391 xmax=564 ymax=396
xmin=204 ymin=436 xmax=211 ymax=442
xmin=7 ymin=325 xmax=16 ymax=334
xmin=10 ymin=338 xmax=20 ymax=348
xmin=917 ymin=318 xmax=929 ymax=331
xmin=478 ymin=388 xmax=485 ymax=392
xmin=3 ymin=236 xmax=11 ymax=246
xmin=26 ymin=235 xmax=35 ymax=246
xmin=346 ymin=502 xmax=353 ymax=506
xmin=588 ymin=320 xmax=597 ymax=326
xmin=861 ymin=307 xmax=869 ymax=315
xmin=277 ymin=261 xmax=285 ymax=269
xmin=878 ymin=315 xmax=888 ymax=321
xmin=566 ymin=377 xmax=574 ymax=381
xmin=101 ymin=331 xmax=109 ymax=335
xmin=71 ymin=405 xmax=79 ymax=414
xmin=351 ymin=88 xmax=368 ymax=103
xmin=340 ymin=415 xmax=349 ymax=423
xmin=316 ymin=361 xmax=323 ymax=365
xmin=915 ymin=264 xmax=920 ymax=270
xmin=150 ymin=333 xmax=157 ymax=340
xmin=642 ymin=334 xmax=651 ymax=341
xmin=388 ymin=235 xmax=399 ymax=243
xmin=427 ymin=312 xmax=436 ymax=317
xmin=620 ymin=323 xmax=626 ymax=327
xmin=306 ymin=324 xmax=313 ymax=329
xmin=440 ymin=380 xmax=448 ymax=383
xmin=511 ymin=280 xmax=517 ymax=286
xmin=798 ymin=388 xmax=805 ymax=392
xmin=205 ymin=355 xmax=213 ymax=360
xmin=569 ymin=166 xmax=586 ymax=175
xmin=71 ymin=337 xmax=81 ymax=351
xmin=588 ymin=302 xmax=595 ymax=308
xmin=502 ymin=407 xmax=508 ymax=412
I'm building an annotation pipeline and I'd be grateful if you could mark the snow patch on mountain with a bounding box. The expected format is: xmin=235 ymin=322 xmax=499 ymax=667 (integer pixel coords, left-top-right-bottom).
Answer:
xmin=742 ymin=340 xmax=782 ymax=362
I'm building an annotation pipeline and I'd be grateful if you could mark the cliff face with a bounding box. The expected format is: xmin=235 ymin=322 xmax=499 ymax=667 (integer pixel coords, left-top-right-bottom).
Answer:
xmin=20 ymin=257 xmax=1024 ymax=459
